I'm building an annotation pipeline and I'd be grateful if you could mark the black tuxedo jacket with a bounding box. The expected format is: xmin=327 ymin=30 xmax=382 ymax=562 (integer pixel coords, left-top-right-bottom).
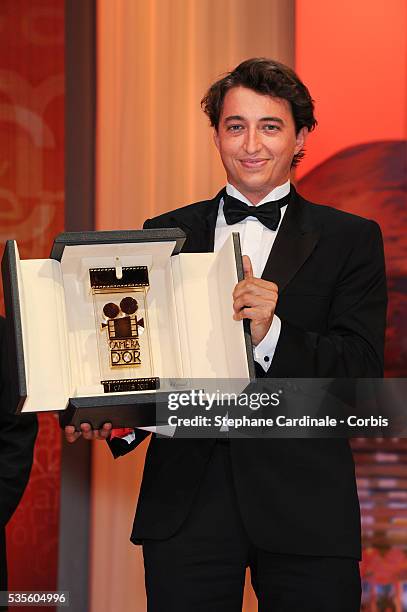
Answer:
xmin=109 ymin=186 xmax=387 ymax=560
xmin=0 ymin=317 xmax=38 ymax=594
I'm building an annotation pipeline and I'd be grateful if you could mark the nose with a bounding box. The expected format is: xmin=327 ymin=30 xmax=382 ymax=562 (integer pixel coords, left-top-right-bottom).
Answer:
xmin=243 ymin=127 xmax=262 ymax=155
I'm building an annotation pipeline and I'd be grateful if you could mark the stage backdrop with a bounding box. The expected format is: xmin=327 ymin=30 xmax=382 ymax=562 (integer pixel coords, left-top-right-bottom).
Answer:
xmin=296 ymin=1 xmax=407 ymax=610
xmin=0 ymin=0 xmax=64 ymax=603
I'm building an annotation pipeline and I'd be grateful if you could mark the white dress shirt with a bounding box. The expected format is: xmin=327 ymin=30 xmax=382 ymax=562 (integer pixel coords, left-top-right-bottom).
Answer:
xmin=214 ymin=180 xmax=290 ymax=372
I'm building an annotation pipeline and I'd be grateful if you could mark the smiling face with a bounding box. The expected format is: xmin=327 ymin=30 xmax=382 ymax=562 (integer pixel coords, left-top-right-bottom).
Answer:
xmin=214 ymin=86 xmax=308 ymax=204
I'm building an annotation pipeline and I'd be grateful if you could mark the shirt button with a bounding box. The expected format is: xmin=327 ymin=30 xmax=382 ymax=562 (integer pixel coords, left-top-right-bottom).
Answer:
xmin=264 ymin=356 xmax=270 ymax=362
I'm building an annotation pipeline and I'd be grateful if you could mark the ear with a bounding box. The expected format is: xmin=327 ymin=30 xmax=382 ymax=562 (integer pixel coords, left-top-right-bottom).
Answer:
xmin=213 ymin=128 xmax=220 ymax=151
xmin=294 ymin=127 xmax=308 ymax=155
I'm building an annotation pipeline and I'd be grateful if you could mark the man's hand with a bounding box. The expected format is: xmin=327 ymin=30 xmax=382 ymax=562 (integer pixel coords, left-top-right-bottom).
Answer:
xmin=64 ymin=422 xmax=113 ymax=443
xmin=233 ymin=255 xmax=278 ymax=346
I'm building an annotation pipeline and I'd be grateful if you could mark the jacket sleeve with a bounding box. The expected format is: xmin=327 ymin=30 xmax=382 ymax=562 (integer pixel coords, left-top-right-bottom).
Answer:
xmin=107 ymin=430 xmax=151 ymax=459
xmin=268 ymin=220 xmax=387 ymax=378
xmin=0 ymin=317 xmax=38 ymax=526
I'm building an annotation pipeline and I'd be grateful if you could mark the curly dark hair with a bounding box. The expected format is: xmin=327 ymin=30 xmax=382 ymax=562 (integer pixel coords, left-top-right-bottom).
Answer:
xmin=201 ymin=57 xmax=317 ymax=167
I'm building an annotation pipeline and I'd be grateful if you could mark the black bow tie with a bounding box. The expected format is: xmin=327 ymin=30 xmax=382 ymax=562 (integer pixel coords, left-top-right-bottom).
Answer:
xmin=223 ymin=191 xmax=291 ymax=231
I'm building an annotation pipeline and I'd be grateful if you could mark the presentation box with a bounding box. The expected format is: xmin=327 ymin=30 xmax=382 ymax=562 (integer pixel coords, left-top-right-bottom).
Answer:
xmin=1 ymin=229 xmax=255 ymax=429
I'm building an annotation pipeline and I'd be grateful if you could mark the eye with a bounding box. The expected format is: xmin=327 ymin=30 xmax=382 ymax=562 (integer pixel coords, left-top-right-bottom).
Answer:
xmin=226 ymin=124 xmax=244 ymax=132
xmin=263 ymin=124 xmax=280 ymax=132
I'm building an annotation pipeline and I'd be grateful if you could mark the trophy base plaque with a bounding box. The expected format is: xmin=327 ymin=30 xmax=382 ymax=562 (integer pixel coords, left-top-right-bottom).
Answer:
xmin=101 ymin=377 xmax=160 ymax=393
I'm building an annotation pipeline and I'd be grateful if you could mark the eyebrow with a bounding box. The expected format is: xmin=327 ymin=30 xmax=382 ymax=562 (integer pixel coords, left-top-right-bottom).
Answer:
xmin=223 ymin=115 xmax=285 ymax=125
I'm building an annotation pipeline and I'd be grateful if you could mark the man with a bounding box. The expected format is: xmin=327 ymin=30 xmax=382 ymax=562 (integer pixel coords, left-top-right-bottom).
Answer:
xmin=0 ymin=316 xmax=38 ymax=606
xmin=66 ymin=58 xmax=387 ymax=611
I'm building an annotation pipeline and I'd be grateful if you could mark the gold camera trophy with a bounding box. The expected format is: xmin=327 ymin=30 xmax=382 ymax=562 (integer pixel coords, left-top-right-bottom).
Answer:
xmin=90 ymin=266 xmax=159 ymax=393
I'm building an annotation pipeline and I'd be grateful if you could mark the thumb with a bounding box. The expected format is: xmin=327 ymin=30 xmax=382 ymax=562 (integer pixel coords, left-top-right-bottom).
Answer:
xmin=242 ymin=255 xmax=253 ymax=279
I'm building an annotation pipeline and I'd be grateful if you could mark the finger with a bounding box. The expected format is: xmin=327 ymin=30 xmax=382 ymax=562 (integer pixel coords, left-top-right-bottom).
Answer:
xmin=233 ymin=306 xmax=257 ymax=321
xmin=64 ymin=426 xmax=81 ymax=443
xmin=80 ymin=422 xmax=95 ymax=440
xmin=233 ymin=278 xmax=278 ymax=299
xmin=233 ymin=294 xmax=277 ymax=313
xmin=233 ymin=305 xmax=274 ymax=321
xmin=242 ymin=255 xmax=253 ymax=279
xmin=96 ymin=423 xmax=113 ymax=440
xmin=233 ymin=286 xmax=278 ymax=307
xmin=233 ymin=293 xmax=276 ymax=311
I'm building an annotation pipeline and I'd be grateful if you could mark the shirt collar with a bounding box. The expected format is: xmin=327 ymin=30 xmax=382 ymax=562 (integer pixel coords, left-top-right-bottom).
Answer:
xmin=225 ymin=180 xmax=290 ymax=207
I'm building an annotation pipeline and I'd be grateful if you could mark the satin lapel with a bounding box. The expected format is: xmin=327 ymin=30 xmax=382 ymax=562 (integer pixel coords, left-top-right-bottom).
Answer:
xmin=261 ymin=188 xmax=320 ymax=293
xmin=168 ymin=188 xmax=225 ymax=253
xmin=201 ymin=187 xmax=225 ymax=252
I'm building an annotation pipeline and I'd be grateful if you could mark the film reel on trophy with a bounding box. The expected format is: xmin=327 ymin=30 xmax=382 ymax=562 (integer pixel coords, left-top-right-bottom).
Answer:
xmin=90 ymin=266 xmax=159 ymax=393
xmin=101 ymin=296 xmax=144 ymax=368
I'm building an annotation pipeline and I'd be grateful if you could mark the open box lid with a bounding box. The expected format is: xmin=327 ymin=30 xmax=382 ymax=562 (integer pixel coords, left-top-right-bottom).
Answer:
xmin=50 ymin=228 xmax=186 ymax=261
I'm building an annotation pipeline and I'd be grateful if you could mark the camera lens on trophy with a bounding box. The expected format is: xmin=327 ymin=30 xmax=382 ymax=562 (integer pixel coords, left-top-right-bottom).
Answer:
xmin=120 ymin=296 xmax=138 ymax=315
xmin=103 ymin=302 xmax=120 ymax=318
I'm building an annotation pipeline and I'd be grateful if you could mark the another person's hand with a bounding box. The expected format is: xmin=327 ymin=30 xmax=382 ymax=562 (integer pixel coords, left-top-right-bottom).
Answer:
xmin=233 ymin=255 xmax=278 ymax=346
xmin=64 ymin=422 xmax=113 ymax=443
